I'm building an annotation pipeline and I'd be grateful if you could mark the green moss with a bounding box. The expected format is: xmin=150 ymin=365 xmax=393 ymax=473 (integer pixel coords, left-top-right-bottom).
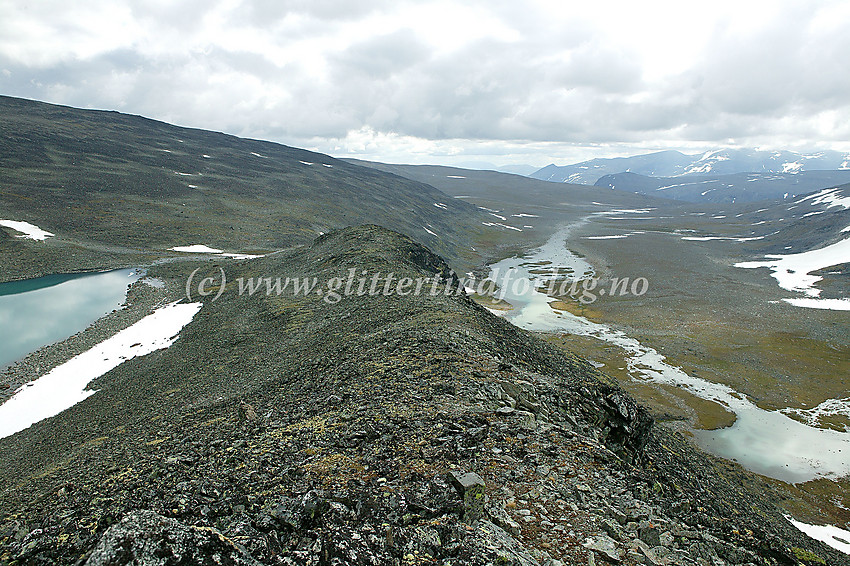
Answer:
xmin=792 ymin=546 xmax=826 ymax=564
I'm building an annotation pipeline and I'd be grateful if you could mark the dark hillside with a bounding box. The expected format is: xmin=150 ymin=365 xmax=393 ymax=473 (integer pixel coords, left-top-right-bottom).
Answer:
xmin=0 ymin=96 xmax=490 ymax=282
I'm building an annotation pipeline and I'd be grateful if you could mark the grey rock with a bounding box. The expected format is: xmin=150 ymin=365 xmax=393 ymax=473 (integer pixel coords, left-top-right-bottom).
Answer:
xmin=486 ymin=503 xmax=522 ymax=536
xmin=270 ymin=490 xmax=327 ymax=531
xmin=608 ymin=505 xmax=628 ymax=525
xmin=448 ymin=470 xmax=486 ymax=522
xmin=499 ymin=380 xmax=540 ymax=413
xmin=600 ymin=517 xmax=623 ymax=541
xmin=402 ymin=525 xmax=441 ymax=558
xmin=639 ymin=545 xmax=665 ymax=566
xmin=583 ymin=534 xmax=622 ymax=563
xmin=85 ymin=510 xmax=260 ymax=566
xmin=461 ymin=520 xmax=539 ymax=566
xmin=639 ymin=522 xmax=662 ymax=547
xmin=515 ymin=410 xmax=538 ymax=431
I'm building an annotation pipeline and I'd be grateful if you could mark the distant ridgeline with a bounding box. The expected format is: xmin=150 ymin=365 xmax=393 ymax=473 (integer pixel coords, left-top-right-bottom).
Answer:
xmin=532 ymin=148 xmax=850 ymax=203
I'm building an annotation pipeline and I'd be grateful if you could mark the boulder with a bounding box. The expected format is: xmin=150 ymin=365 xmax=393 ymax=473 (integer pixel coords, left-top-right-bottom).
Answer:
xmin=85 ymin=510 xmax=260 ymax=566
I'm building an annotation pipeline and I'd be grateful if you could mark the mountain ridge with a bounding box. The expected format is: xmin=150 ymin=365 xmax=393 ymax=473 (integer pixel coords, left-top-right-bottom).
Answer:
xmin=533 ymin=148 xmax=850 ymax=185
xmin=1 ymin=225 xmax=844 ymax=565
xmin=593 ymin=170 xmax=850 ymax=203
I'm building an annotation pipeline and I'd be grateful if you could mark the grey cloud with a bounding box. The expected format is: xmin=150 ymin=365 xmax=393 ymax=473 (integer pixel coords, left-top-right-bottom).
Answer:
xmin=230 ymin=0 xmax=395 ymax=26
xmin=1 ymin=0 xmax=849 ymax=160
xmin=329 ymin=31 xmax=430 ymax=79
xmin=546 ymin=43 xmax=644 ymax=94
xmin=127 ymin=0 xmax=215 ymax=33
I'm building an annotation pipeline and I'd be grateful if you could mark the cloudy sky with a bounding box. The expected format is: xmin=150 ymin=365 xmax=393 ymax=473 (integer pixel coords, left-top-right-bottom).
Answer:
xmin=2 ymin=0 xmax=849 ymax=168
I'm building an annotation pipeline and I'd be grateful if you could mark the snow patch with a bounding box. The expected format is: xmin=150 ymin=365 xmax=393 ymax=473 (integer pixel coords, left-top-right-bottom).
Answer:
xmin=170 ymin=245 xmax=262 ymax=259
xmin=735 ymin=237 xmax=850 ymax=297
xmin=683 ymin=163 xmax=713 ymax=174
xmin=482 ymin=222 xmax=522 ymax=232
xmin=585 ymin=231 xmax=645 ymax=240
xmin=682 ymin=235 xmax=765 ymax=242
xmin=0 ymin=220 xmax=54 ymax=241
xmin=170 ymin=244 xmax=224 ymax=254
xmin=786 ymin=516 xmax=850 ymax=555
xmin=0 ymin=301 xmax=203 ymax=439
xmin=782 ymin=298 xmax=850 ymax=311
xmin=783 ymin=397 xmax=850 ymax=429
xmin=657 ymin=180 xmax=714 ymax=191
xmin=797 ymin=188 xmax=850 ymax=210
xmin=595 ymin=208 xmax=655 ymax=215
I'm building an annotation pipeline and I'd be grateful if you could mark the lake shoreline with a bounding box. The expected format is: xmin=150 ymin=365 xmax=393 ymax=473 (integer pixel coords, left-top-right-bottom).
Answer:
xmin=0 ymin=275 xmax=170 ymax=405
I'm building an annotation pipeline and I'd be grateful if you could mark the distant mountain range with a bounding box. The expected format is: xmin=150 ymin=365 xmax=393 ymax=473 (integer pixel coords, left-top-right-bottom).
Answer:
xmin=594 ymin=170 xmax=850 ymax=203
xmin=532 ymin=148 xmax=850 ymax=185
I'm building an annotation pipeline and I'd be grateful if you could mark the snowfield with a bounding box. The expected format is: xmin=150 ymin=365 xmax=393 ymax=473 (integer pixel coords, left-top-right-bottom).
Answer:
xmin=797 ymin=188 xmax=850 ymax=210
xmin=170 ymin=244 xmax=224 ymax=253
xmin=735 ymin=237 xmax=850 ymax=298
xmin=786 ymin=516 xmax=850 ymax=555
xmin=170 ymin=245 xmax=263 ymax=259
xmin=0 ymin=220 xmax=54 ymax=241
xmin=0 ymin=301 xmax=202 ymax=439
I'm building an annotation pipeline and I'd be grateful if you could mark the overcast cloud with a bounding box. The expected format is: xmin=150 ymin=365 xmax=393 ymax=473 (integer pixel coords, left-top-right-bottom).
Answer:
xmin=1 ymin=0 xmax=849 ymax=166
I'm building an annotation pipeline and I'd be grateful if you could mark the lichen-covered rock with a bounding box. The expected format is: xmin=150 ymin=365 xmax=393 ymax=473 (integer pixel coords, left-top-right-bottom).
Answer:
xmin=448 ymin=470 xmax=486 ymax=522
xmin=84 ymin=510 xmax=260 ymax=566
xmin=456 ymin=520 xmax=540 ymax=566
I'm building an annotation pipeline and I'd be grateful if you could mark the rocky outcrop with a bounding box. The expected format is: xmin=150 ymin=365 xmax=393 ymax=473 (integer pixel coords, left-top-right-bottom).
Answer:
xmin=85 ymin=510 xmax=260 ymax=566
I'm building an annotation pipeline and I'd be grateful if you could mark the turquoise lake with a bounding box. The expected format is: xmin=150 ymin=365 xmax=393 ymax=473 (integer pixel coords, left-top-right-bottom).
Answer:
xmin=0 ymin=269 xmax=140 ymax=369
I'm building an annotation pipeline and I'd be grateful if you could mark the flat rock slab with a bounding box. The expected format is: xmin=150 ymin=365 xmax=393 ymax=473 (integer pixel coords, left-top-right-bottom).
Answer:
xmin=583 ymin=534 xmax=622 ymax=563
